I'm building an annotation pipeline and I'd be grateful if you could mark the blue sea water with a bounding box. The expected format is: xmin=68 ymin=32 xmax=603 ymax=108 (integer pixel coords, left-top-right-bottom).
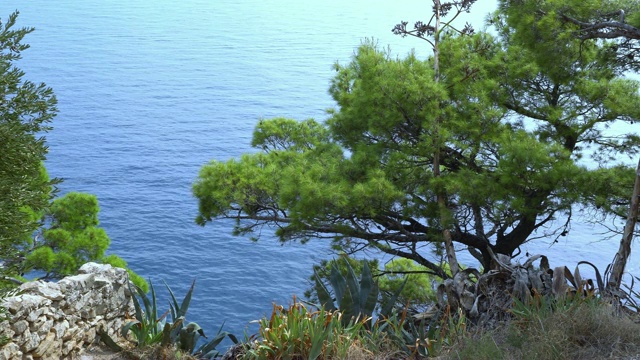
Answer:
xmin=2 ymin=0 xmax=638 ymax=344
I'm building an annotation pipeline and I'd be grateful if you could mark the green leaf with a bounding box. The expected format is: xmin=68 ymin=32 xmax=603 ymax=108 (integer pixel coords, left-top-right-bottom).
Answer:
xmin=314 ymin=272 xmax=337 ymax=311
xmin=329 ymin=264 xmax=347 ymax=309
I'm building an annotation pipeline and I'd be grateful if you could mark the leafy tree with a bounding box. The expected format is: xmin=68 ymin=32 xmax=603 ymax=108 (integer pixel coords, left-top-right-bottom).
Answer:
xmin=0 ymin=11 xmax=57 ymax=270
xmin=21 ymin=192 xmax=147 ymax=292
xmin=498 ymin=0 xmax=640 ymax=72
xmin=194 ymin=4 xmax=640 ymax=276
xmin=0 ymin=12 xmax=147 ymax=292
xmin=24 ymin=192 xmax=110 ymax=277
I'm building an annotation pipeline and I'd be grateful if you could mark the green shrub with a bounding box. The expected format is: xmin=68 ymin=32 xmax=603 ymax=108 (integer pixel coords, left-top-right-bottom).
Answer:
xmin=378 ymin=258 xmax=441 ymax=308
xmin=244 ymin=296 xmax=373 ymax=360
xmin=307 ymin=255 xmax=441 ymax=315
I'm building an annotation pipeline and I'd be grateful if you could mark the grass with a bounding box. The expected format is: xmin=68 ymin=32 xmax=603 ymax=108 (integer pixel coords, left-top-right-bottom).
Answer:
xmin=443 ymin=299 xmax=640 ymax=360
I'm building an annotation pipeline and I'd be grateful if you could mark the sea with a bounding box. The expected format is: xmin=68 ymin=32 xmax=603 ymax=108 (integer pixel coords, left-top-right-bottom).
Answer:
xmin=2 ymin=0 xmax=638 ymax=346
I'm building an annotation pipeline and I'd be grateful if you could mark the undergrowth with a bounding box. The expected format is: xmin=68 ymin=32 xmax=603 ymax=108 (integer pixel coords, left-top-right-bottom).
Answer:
xmin=444 ymin=299 xmax=640 ymax=360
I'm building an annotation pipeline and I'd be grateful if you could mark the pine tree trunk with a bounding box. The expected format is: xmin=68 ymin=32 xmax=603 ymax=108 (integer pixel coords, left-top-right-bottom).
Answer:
xmin=432 ymin=0 xmax=459 ymax=278
xmin=607 ymin=157 xmax=640 ymax=291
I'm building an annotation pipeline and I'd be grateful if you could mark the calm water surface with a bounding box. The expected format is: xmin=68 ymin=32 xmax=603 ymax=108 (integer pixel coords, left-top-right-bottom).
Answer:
xmin=3 ymin=0 xmax=637 ymax=341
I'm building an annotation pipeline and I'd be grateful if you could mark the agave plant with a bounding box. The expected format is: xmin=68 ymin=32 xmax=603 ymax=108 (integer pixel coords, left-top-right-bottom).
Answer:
xmin=313 ymin=257 xmax=379 ymax=326
xmin=426 ymin=252 xmax=617 ymax=328
xmin=100 ymin=279 xmax=237 ymax=358
xmin=122 ymin=280 xmax=168 ymax=347
xmin=376 ymin=307 xmax=439 ymax=357
xmin=161 ymin=279 xmax=238 ymax=358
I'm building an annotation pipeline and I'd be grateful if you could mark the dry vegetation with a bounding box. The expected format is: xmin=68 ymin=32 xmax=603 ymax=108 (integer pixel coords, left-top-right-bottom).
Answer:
xmin=442 ymin=301 xmax=640 ymax=360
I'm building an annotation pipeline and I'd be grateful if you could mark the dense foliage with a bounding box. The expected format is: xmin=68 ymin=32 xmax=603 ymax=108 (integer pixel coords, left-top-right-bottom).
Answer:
xmin=0 ymin=12 xmax=57 ymax=274
xmin=20 ymin=191 xmax=147 ymax=290
xmin=499 ymin=0 xmax=640 ymax=72
xmin=194 ymin=1 xmax=640 ymax=275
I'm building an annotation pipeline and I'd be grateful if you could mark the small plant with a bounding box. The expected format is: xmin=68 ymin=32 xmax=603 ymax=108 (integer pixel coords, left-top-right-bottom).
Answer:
xmin=162 ymin=280 xmax=238 ymax=358
xmin=122 ymin=281 xmax=167 ymax=347
xmin=307 ymin=255 xmax=440 ymax=313
xmin=377 ymin=304 xmax=469 ymax=358
xmin=101 ymin=279 xmax=236 ymax=359
xmin=378 ymin=308 xmax=438 ymax=357
xmin=245 ymin=296 xmax=371 ymax=360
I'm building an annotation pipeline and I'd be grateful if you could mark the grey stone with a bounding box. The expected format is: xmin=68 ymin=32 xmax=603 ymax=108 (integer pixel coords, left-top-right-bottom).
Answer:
xmin=0 ymin=342 xmax=21 ymax=360
xmin=12 ymin=320 xmax=29 ymax=335
xmin=58 ymin=273 xmax=96 ymax=293
xmin=4 ymin=295 xmax=49 ymax=316
xmin=62 ymin=339 xmax=76 ymax=356
xmin=51 ymin=319 xmax=69 ymax=341
xmin=78 ymin=262 xmax=113 ymax=275
xmin=20 ymin=281 xmax=64 ymax=301
xmin=21 ymin=332 xmax=40 ymax=352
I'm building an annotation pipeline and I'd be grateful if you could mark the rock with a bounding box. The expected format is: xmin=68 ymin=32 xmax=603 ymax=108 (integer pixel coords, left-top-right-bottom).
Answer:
xmin=0 ymin=262 xmax=133 ymax=359
xmin=22 ymin=331 xmax=40 ymax=352
xmin=52 ymin=319 xmax=69 ymax=340
xmin=20 ymin=281 xmax=64 ymax=301
xmin=32 ymin=331 xmax=56 ymax=357
xmin=3 ymin=294 xmax=49 ymax=317
xmin=25 ymin=307 xmax=45 ymax=323
xmin=59 ymin=273 xmax=96 ymax=293
xmin=12 ymin=319 xmax=29 ymax=335
xmin=62 ymin=339 xmax=76 ymax=356
xmin=0 ymin=342 xmax=21 ymax=360
xmin=79 ymin=262 xmax=114 ymax=275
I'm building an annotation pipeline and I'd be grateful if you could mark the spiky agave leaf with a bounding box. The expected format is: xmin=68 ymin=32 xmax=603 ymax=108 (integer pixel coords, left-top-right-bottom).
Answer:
xmin=164 ymin=279 xmax=196 ymax=322
xmin=313 ymin=271 xmax=337 ymax=311
xmin=195 ymin=322 xmax=239 ymax=357
xmin=359 ymin=261 xmax=379 ymax=320
xmin=329 ymin=263 xmax=347 ymax=309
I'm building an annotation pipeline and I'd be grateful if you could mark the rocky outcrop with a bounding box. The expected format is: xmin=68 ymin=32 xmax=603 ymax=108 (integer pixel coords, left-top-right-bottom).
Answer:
xmin=0 ymin=263 xmax=135 ymax=360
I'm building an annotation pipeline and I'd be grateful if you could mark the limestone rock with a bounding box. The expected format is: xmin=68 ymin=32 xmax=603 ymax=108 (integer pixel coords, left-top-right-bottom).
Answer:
xmin=0 ymin=343 xmax=21 ymax=360
xmin=1 ymin=262 xmax=133 ymax=359
xmin=3 ymin=294 xmax=49 ymax=317
xmin=20 ymin=281 xmax=64 ymax=301
xmin=22 ymin=331 xmax=40 ymax=352
xmin=12 ymin=319 xmax=29 ymax=335
xmin=32 ymin=331 xmax=56 ymax=357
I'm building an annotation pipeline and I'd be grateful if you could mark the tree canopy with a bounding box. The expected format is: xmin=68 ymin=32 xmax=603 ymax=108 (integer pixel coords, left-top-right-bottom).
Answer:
xmin=194 ymin=3 xmax=640 ymax=277
xmin=0 ymin=12 xmax=57 ymax=266
xmin=499 ymin=0 xmax=640 ymax=72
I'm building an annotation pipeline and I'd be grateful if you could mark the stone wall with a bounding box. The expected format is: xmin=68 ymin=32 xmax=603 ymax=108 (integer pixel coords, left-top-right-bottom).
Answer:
xmin=0 ymin=263 xmax=135 ymax=360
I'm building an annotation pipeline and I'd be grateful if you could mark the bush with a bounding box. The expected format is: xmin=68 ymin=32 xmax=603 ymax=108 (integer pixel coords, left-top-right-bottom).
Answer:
xmin=306 ymin=254 xmax=441 ymax=314
xmin=244 ymin=296 xmax=393 ymax=360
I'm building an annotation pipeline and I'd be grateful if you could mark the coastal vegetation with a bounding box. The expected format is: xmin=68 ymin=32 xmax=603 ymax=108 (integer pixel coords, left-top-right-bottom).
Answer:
xmin=3 ymin=0 xmax=640 ymax=358
xmin=194 ymin=0 xmax=640 ymax=279
xmin=189 ymin=0 xmax=640 ymax=357
xmin=0 ymin=11 xmax=146 ymax=293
